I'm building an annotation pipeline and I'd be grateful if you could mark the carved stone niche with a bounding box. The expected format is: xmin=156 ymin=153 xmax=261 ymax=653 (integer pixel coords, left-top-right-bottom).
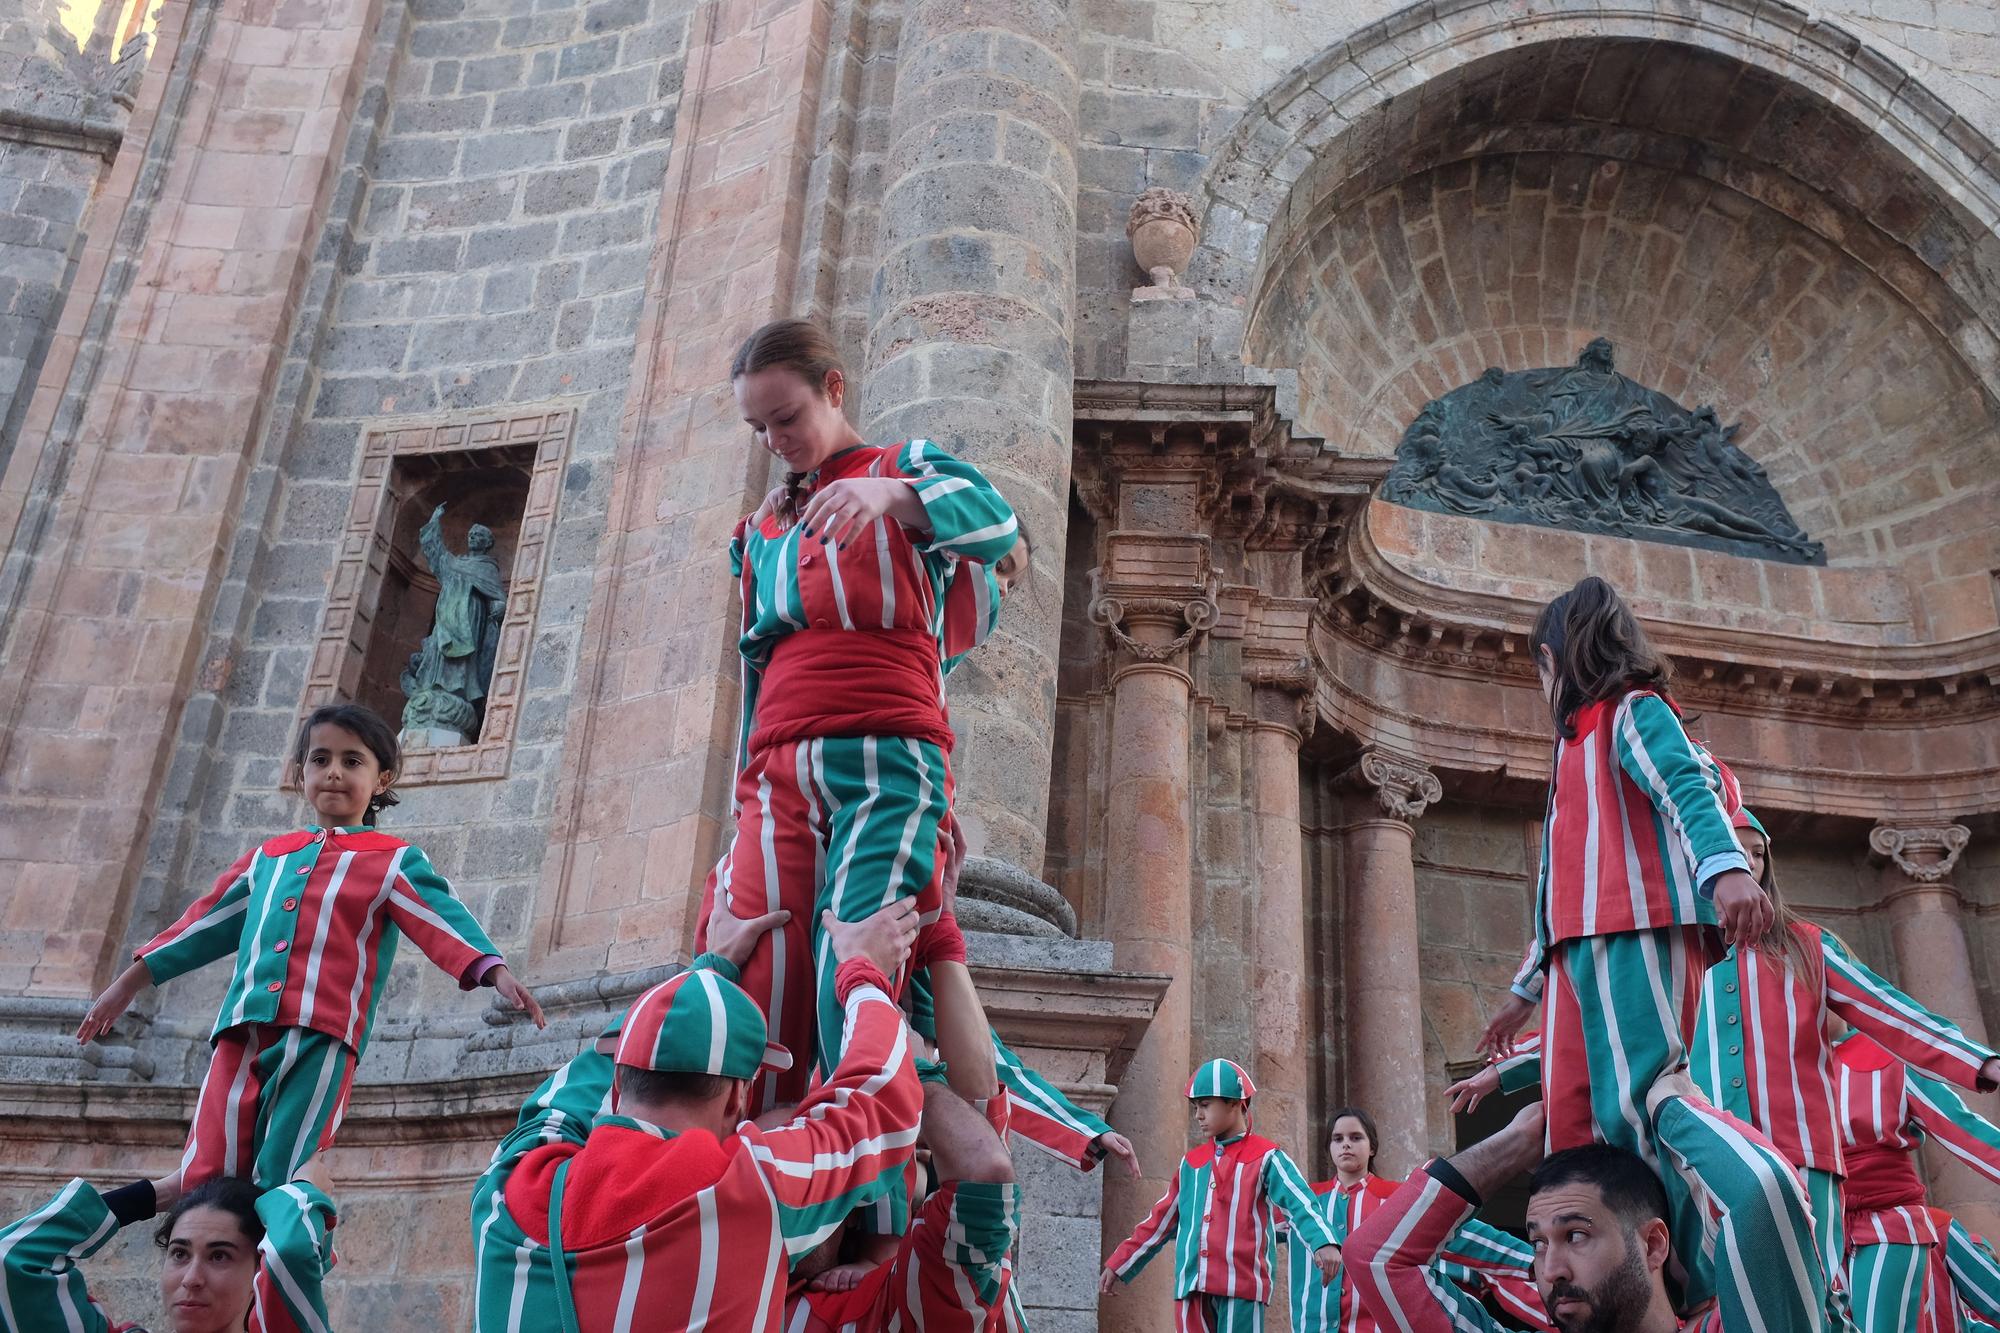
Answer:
xmin=296 ymin=409 xmax=573 ymax=785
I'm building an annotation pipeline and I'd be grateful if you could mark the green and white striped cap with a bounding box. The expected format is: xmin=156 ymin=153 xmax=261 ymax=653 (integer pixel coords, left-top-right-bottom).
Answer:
xmin=616 ymin=967 xmax=793 ymax=1080
xmin=1185 ymin=1058 xmax=1255 ymax=1101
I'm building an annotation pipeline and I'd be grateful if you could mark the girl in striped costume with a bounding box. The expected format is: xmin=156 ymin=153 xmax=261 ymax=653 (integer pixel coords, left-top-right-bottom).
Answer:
xmin=75 ymin=703 xmax=542 ymax=1204
xmin=1475 ymin=576 xmax=1828 ymax=1329
xmin=1836 ymin=1030 xmax=2000 ymax=1333
xmin=0 ymin=1169 xmax=336 ymax=1333
xmin=1687 ymin=810 xmax=2000 ymax=1327
xmin=1281 ymin=1107 xmax=1549 ymax=1332
xmin=713 ymin=318 xmax=1018 ymax=1121
xmin=1102 ymin=1060 xmax=1341 ymax=1333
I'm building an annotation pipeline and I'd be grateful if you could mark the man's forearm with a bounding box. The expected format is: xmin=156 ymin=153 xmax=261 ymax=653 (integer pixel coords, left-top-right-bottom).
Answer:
xmin=1440 ymin=1124 xmax=1544 ymax=1201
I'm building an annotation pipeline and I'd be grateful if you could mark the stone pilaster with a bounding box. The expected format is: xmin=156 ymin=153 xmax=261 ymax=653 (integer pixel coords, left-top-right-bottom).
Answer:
xmin=1091 ymin=529 xmax=1213 ymax=1333
xmin=1871 ymin=823 xmax=2000 ymax=1236
xmin=862 ymin=0 xmax=1080 ymax=883
xmin=1339 ymin=748 xmax=1442 ymax=1177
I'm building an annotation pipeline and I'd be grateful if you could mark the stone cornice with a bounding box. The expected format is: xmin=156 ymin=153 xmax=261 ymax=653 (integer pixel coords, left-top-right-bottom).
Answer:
xmin=1329 ymin=514 xmax=2000 ymax=726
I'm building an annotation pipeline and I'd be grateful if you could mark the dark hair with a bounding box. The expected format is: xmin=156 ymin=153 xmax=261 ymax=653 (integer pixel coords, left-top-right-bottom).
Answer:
xmin=617 ymin=1066 xmax=735 ymax=1106
xmin=999 ymin=517 xmax=1033 ymax=594
xmin=731 ymin=319 xmax=848 ymax=529
xmin=1530 ymin=1144 xmax=1669 ymax=1232
xmin=1326 ymin=1107 xmax=1379 ymax=1164
xmin=1739 ymin=823 xmax=1823 ymax=984
xmin=1530 ymin=577 xmax=1673 ymax=739
xmin=293 ymin=702 xmax=400 ymax=823
xmin=155 ymin=1176 xmax=264 ymax=1251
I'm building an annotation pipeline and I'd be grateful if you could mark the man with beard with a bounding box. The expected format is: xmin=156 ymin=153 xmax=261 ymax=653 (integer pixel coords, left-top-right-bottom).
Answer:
xmin=1345 ymin=1077 xmax=1828 ymax=1332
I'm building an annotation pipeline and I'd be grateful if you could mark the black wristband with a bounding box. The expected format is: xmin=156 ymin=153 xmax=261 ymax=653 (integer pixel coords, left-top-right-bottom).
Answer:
xmin=1425 ymin=1156 xmax=1482 ymax=1207
xmin=104 ymin=1179 xmax=158 ymax=1227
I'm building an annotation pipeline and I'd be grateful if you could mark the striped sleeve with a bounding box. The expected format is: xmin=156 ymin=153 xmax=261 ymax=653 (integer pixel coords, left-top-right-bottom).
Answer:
xmin=1822 ymin=932 xmax=1999 ymax=1090
xmin=250 ymin=1182 xmax=336 ymax=1333
xmin=754 ymin=961 xmax=924 ymax=1257
xmin=136 ymin=847 xmax=257 ymax=985
xmin=1494 ymin=1031 xmax=1543 ymax=1096
xmin=993 ymin=1032 xmax=1112 ymax=1170
xmin=1345 ymin=1166 xmax=1509 ymax=1333
xmin=0 ymin=1178 xmax=117 ymax=1333
xmin=1510 ymin=938 xmax=1546 ymax=1004
xmin=938 ymin=559 xmax=1003 ymax=677
xmin=888 ymin=440 xmax=1018 ymax=564
xmin=1946 ymin=1215 xmax=2000 ymax=1324
xmin=1106 ymin=1172 xmax=1180 ymax=1281
xmin=388 ymin=845 xmax=503 ymax=989
xmin=1612 ymin=693 xmax=1748 ymax=894
xmin=1906 ymin=1067 xmax=2000 ymax=1189
xmin=1264 ymin=1149 xmax=1338 ymax=1254
xmin=1437 ymin=1217 xmax=1552 ymax=1330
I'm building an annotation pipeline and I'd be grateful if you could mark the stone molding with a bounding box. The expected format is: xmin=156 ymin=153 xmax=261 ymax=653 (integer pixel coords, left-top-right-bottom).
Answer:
xmin=1087 ymin=562 xmax=1219 ymax=664
xmin=296 ymin=407 xmax=574 ymax=786
xmin=956 ymin=856 xmax=1079 ymax=939
xmin=1341 ymin=747 xmax=1443 ymax=824
xmin=1869 ymin=824 xmax=1972 ymax=884
xmin=1329 ymin=512 xmax=2000 ymax=726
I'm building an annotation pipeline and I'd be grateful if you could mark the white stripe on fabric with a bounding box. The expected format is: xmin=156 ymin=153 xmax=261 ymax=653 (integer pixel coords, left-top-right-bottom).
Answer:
xmin=0 ymin=1180 xmax=89 ymax=1333
xmin=688 ymin=1189 xmax=721 ymax=1332
xmin=875 ymin=522 xmax=896 ymax=630
xmin=287 ymin=1039 xmax=343 ymax=1180
xmin=825 ymin=534 xmax=854 ymax=631
xmin=693 ymin=967 xmax=728 ymax=1075
xmin=1357 ymin=1173 xmax=1445 ymax=1333
xmin=1595 ymin=935 xmax=1655 ymax=1164
xmin=227 ymin=858 xmax=287 ymax=1031
xmin=1578 ymin=729 xmax=1603 ymax=936
xmin=340 ymin=852 xmax=402 ymax=1047
xmin=259 ymin=1185 xmax=331 ymax=1333
xmin=611 ymin=1224 xmax=647 ymax=1333
xmin=222 ymin=1031 xmax=260 ymax=1178
xmin=296 ymin=851 xmax=355 ymax=1032
xmin=153 ymin=892 xmax=251 ymax=951
xmin=946 ymin=518 xmax=1015 ymax=550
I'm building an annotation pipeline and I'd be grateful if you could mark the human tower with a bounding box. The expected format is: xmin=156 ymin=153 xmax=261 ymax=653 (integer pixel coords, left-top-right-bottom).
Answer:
xmin=2 ymin=318 xmax=1997 ymax=1333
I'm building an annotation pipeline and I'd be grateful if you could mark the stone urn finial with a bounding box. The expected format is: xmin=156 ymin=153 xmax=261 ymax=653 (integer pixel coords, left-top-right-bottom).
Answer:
xmin=1127 ymin=187 xmax=1197 ymax=302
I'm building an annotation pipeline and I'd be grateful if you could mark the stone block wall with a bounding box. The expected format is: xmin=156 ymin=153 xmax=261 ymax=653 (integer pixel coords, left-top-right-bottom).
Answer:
xmin=115 ymin=0 xmax=699 ymax=1081
xmin=0 ymin=137 xmax=102 ymax=463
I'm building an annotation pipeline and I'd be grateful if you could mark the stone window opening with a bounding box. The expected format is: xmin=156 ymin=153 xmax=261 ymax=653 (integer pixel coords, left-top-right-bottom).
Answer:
xmin=295 ymin=408 xmax=573 ymax=786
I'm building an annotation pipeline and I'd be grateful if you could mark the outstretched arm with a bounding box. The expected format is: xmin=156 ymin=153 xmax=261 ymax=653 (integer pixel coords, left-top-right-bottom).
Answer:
xmin=1103 ymin=1173 xmax=1181 ymax=1289
xmin=0 ymin=1179 xmax=120 ymax=1333
xmin=1823 ymin=931 xmax=2000 ymax=1092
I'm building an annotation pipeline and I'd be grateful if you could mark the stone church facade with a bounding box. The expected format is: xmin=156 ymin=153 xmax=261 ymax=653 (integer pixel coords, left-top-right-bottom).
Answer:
xmin=3 ymin=0 xmax=1999 ymax=1326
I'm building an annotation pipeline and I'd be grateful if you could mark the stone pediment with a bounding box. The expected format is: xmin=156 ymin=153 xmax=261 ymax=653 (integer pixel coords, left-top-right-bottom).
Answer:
xmin=1380 ymin=339 xmax=1824 ymax=566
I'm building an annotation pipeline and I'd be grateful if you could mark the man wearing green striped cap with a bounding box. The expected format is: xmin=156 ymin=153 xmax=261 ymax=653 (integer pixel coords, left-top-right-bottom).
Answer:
xmin=470 ymin=898 xmax=923 ymax=1332
xmin=1103 ymin=1058 xmax=1341 ymax=1332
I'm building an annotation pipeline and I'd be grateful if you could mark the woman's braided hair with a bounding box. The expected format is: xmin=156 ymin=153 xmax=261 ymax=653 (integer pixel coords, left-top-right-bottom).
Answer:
xmin=731 ymin=319 xmax=847 ymax=529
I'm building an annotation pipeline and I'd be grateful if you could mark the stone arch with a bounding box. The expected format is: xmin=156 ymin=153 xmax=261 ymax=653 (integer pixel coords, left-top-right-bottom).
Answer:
xmin=1195 ymin=0 xmax=2000 ymax=384
xmin=1188 ymin=0 xmax=2000 ymax=640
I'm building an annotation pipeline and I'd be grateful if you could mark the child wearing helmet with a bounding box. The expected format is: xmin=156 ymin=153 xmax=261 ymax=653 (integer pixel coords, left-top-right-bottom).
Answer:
xmin=1100 ymin=1059 xmax=1340 ymax=1332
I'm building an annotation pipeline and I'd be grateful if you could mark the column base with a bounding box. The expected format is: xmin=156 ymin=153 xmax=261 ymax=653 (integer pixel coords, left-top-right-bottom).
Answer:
xmin=957 ymin=855 xmax=1078 ymax=938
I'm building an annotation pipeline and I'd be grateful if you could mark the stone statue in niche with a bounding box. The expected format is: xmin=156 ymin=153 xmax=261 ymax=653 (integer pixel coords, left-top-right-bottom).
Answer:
xmin=400 ymin=504 xmax=507 ymax=748
xmin=1380 ymin=338 xmax=1825 ymax=564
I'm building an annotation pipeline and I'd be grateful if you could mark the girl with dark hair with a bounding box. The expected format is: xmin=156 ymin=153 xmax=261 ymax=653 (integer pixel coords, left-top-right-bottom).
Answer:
xmin=75 ymin=702 xmax=544 ymax=1209
xmin=1472 ymin=575 xmax=1837 ymax=1329
xmin=703 ymin=316 xmax=1018 ymax=1134
xmin=0 ymin=1169 xmax=335 ymax=1332
xmin=1280 ymin=1108 xmax=1547 ymax=1332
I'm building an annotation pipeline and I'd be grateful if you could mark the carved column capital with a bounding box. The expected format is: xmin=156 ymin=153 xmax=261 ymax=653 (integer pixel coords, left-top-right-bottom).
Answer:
xmin=1342 ymin=748 xmax=1443 ymax=823
xmin=1869 ymin=823 xmax=1971 ymax=884
xmin=1087 ymin=531 xmax=1218 ymax=666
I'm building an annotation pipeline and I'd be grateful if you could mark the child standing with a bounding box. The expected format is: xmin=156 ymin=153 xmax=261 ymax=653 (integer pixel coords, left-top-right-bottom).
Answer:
xmin=1101 ymin=1059 xmax=1339 ymax=1333
xmin=77 ymin=702 xmax=543 ymax=1195
xmin=1477 ymin=576 xmax=1828 ymax=1329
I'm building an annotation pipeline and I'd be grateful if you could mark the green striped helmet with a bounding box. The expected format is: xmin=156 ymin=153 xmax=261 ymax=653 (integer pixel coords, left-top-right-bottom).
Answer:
xmin=1185 ymin=1058 xmax=1255 ymax=1101
xmin=616 ymin=967 xmax=793 ymax=1079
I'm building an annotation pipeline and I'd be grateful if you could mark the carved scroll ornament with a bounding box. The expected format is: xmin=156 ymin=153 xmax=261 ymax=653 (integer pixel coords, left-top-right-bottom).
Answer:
xmin=1869 ymin=824 xmax=1971 ymax=883
xmin=1353 ymin=749 xmax=1444 ymax=823
xmin=1086 ymin=566 xmax=1220 ymax=663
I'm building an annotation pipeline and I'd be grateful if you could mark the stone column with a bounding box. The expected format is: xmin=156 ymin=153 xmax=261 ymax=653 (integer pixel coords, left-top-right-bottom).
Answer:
xmin=1092 ymin=531 xmax=1213 ymax=1333
xmin=1871 ymin=823 xmax=2000 ymax=1236
xmin=1245 ymin=594 xmax=1318 ymax=1169
xmin=1340 ymin=749 xmax=1443 ymax=1177
xmin=861 ymin=0 xmax=1080 ymax=882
